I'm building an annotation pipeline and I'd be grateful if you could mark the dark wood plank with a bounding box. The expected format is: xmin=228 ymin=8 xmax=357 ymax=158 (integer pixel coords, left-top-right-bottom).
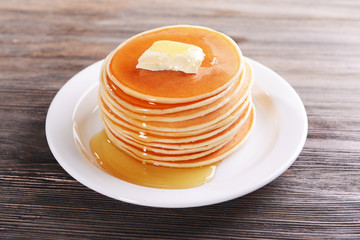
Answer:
xmin=1 ymin=0 xmax=360 ymax=239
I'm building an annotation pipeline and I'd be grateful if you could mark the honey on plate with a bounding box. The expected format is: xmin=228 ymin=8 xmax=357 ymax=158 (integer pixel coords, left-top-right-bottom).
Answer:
xmin=90 ymin=130 xmax=218 ymax=189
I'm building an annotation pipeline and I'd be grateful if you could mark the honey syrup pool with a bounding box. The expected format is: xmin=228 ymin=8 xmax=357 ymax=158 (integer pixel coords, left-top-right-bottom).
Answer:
xmin=90 ymin=130 xmax=218 ymax=189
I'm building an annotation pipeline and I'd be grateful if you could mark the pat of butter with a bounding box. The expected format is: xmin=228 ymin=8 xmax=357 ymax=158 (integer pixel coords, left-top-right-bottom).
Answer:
xmin=136 ymin=40 xmax=205 ymax=74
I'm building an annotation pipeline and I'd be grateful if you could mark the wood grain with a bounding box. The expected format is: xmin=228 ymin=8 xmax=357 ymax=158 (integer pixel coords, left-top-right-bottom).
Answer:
xmin=1 ymin=0 xmax=360 ymax=239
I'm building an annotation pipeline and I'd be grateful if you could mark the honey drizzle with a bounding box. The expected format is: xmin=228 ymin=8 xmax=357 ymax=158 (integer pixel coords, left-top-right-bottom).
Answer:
xmin=90 ymin=130 xmax=219 ymax=189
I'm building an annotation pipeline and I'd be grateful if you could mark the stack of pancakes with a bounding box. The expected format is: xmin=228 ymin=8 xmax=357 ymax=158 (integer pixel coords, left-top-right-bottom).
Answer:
xmin=98 ymin=26 xmax=255 ymax=168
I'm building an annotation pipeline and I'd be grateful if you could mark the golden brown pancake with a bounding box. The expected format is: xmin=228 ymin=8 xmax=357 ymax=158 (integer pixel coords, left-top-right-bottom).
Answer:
xmin=99 ymin=61 xmax=253 ymax=132
xmin=102 ymin=102 xmax=252 ymax=157
xmin=98 ymin=25 xmax=255 ymax=168
xmin=101 ymin=98 xmax=251 ymax=145
xmin=107 ymin=25 xmax=243 ymax=103
xmin=99 ymin=66 xmax=245 ymax=121
xmin=104 ymin=106 xmax=255 ymax=168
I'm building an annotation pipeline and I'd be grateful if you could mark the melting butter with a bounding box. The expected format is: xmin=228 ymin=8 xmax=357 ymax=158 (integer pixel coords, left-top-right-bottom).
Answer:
xmin=136 ymin=40 xmax=205 ymax=74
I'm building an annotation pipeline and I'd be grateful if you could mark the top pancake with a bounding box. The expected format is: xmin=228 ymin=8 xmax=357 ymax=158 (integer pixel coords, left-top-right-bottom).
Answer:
xmin=107 ymin=25 xmax=243 ymax=103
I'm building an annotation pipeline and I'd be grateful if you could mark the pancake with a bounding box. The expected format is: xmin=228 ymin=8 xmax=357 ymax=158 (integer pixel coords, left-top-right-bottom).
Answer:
xmin=103 ymin=73 xmax=235 ymax=114
xmin=101 ymin=56 xmax=239 ymax=115
xmin=102 ymin=97 xmax=251 ymax=144
xmin=99 ymin=61 xmax=253 ymax=132
xmin=99 ymin=87 xmax=249 ymax=133
xmin=102 ymin=102 xmax=252 ymax=156
xmin=104 ymin=106 xmax=255 ymax=168
xmin=106 ymin=25 xmax=244 ymax=103
xmin=97 ymin=25 xmax=255 ymax=168
xmin=99 ymin=67 xmax=245 ymax=122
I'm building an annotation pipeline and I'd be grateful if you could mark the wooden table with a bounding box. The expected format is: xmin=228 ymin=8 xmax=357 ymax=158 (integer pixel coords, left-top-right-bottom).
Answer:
xmin=1 ymin=0 xmax=359 ymax=239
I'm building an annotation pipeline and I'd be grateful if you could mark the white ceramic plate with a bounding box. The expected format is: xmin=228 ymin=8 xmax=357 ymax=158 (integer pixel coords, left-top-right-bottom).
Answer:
xmin=46 ymin=58 xmax=307 ymax=208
